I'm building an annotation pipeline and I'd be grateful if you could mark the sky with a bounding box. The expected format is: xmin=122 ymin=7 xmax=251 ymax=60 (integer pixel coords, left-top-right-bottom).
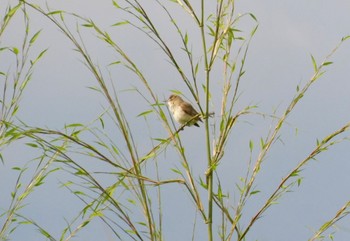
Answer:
xmin=1 ymin=0 xmax=350 ymax=241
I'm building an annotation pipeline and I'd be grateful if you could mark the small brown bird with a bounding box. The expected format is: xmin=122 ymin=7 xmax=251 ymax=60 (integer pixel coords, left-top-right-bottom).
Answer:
xmin=167 ymin=94 xmax=202 ymax=127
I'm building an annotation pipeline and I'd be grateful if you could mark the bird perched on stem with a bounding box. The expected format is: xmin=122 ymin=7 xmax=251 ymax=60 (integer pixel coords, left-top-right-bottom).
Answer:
xmin=167 ymin=94 xmax=202 ymax=127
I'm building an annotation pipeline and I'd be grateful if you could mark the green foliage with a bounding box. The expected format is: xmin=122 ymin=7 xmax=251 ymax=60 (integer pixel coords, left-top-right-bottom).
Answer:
xmin=0 ymin=1 xmax=350 ymax=241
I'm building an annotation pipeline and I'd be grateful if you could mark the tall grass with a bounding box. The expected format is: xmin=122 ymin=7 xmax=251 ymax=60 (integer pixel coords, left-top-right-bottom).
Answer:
xmin=1 ymin=1 xmax=350 ymax=240
xmin=0 ymin=2 xmax=48 ymax=240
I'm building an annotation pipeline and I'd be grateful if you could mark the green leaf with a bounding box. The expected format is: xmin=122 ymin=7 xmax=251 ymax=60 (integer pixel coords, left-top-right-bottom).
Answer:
xmin=232 ymin=28 xmax=243 ymax=33
xmin=137 ymin=110 xmax=153 ymax=117
xmin=126 ymin=229 xmax=137 ymax=235
xmin=141 ymin=152 xmax=155 ymax=161
xmin=170 ymin=89 xmax=183 ymax=95
xmin=82 ymin=23 xmax=93 ymax=28
xmin=297 ymin=178 xmax=302 ymax=186
xmin=20 ymin=75 xmax=31 ymax=90
xmin=151 ymin=101 xmax=165 ymax=107
xmin=87 ymin=86 xmax=101 ymax=92
xmin=108 ymin=61 xmax=121 ymax=66
xmin=184 ymin=32 xmax=188 ymax=45
xmin=159 ymin=110 xmax=167 ymax=122
xmin=7 ymin=4 xmax=21 ymax=18
xmin=11 ymin=105 xmax=19 ymax=117
xmin=219 ymin=118 xmax=225 ymax=132
xmin=19 ymin=221 xmax=32 ymax=225
xmin=26 ymin=143 xmax=38 ymax=148
xmin=12 ymin=47 xmax=19 ymax=55
xmin=194 ymin=62 xmax=199 ymax=75
xmin=171 ymin=168 xmax=181 ymax=175
xmin=239 ymin=70 xmax=245 ymax=77
xmin=249 ymin=140 xmax=254 ymax=152
xmin=112 ymin=21 xmax=129 ymax=27
xmin=34 ymin=176 xmax=45 ymax=187
xmin=249 ymin=13 xmax=258 ymax=22
xmin=65 ymin=123 xmax=84 ymax=128
xmin=207 ymin=25 xmax=215 ymax=36
xmin=29 ymin=30 xmax=42 ymax=45
xmin=231 ymin=62 xmax=236 ymax=73
xmin=290 ymin=169 xmax=300 ymax=177
xmin=112 ymin=145 xmax=119 ymax=155
xmin=227 ymin=28 xmax=234 ymax=47
xmin=202 ymin=84 xmax=211 ymax=100
xmin=216 ymin=185 xmax=223 ymax=200
xmin=235 ymin=36 xmax=245 ymax=41
xmin=99 ymin=117 xmax=105 ymax=129
xmin=250 ymin=25 xmax=259 ymax=36
xmin=153 ymin=138 xmax=168 ymax=143
xmin=137 ymin=222 xmax=147 ymax=227
xmin=81 ymin=220 xmax=90 ymax=227
xmin=38 ymin=228 xmax=52 ymax=238
xmin=236 ymin=183 xmax=244 ymax=193
xmin=250 ymin=190 xmax=260 ymax=196
xmin=31 ymin=49 xmax=48 ymax=65
xmin=341 ymin=35 xmax=350 ymax=41
xmin=260 ymin=137 xmax=265 ymax=149
xmin=75 ymin=169 xmax=87 ymax=175
xmin=74 ymin=191 xmax=85 ymax=195
xmin=310 ymin=54 xmax=317 ymax=72
xmin=199 ymin=176 xmax=208 ymax=189
xmin=112 ymin=0 xmax=120 ymax=8
xmin=48 ymin=10 xmax=64 ymax=15
xmin=322 ymin=61 xmax=333 ymax=66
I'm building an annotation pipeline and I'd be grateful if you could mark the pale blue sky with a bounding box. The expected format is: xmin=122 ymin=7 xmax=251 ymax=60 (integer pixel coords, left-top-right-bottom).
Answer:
xmin=1 ymin=1 xmax=350 ymax=241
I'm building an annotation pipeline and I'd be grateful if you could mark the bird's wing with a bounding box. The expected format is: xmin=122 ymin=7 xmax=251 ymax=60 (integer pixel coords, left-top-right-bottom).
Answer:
xmin=181 ymin=102 xmax=199 ymax=116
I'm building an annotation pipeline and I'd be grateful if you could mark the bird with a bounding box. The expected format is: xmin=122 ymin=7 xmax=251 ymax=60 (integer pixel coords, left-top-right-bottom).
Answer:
xmin=167 ymin=94 xmax=202 ymax=127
